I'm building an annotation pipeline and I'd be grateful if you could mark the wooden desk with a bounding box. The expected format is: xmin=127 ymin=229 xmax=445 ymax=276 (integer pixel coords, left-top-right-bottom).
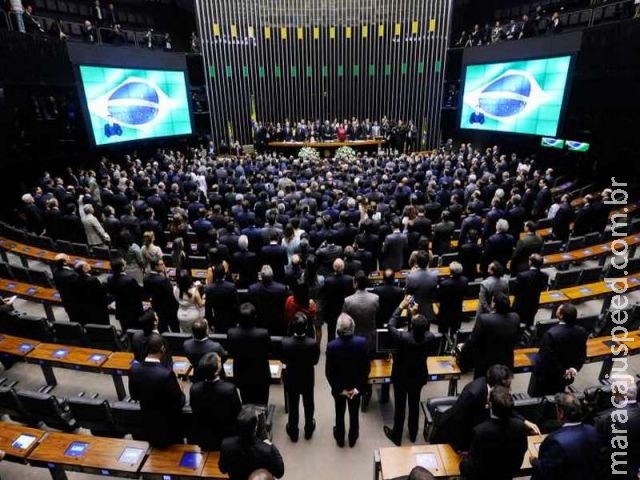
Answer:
xmin=0 ymin=333 xmax=39 ymax=358
xmin=367 ymin=267 xmax=450 ymax=283
xmin=375 ymin=444 xmax=461 ymax=480
xmin=200 ymin=451 xmax=228 ymax=479
xmin=428 ymin=357 xmax=462 ymax=396
xmin=140 ymin=444 xmax=207 ymax=479
xmin=543 ymin=252 xmax=576 ymax=265
xmin=28 ymin=431 xmax=148 ymax=479
xmin=369 ymin=359 xmax=392 ymax=385
xmin=0 ymin=421 xmax=46 ymax=463
xmin=223 ymin=359 xmax=283 ymax=384
xmin=0 ymin=278 xmax=60 ymax=322
xmin=521 ymin=434 xmax=547 ymax=472
xmin=562 ymin=273 xmax=640 ymax=301
xmin=25 ymin=343 xmax=111 ymax=387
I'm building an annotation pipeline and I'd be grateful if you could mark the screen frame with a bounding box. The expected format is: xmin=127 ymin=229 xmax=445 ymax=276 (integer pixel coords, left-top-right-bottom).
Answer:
xmin=458 ymin=53 xmax=576 ymax=138
xmin=75 ymin=62 xmax=194 ymax=147
xmin=64 ymin=441 xmax=90 ymax=457
xmin=11 ymin=434 xmax=37 ymax=450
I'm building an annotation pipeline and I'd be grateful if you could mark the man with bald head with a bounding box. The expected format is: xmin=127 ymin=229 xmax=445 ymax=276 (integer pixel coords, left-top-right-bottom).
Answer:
xmin=73 ymin=261 xmax=109 ymax=325
xmin=52 ymin=253 xmax=79 ymax=322
xmin=321 ymin=258 xmax=355 ymax=342
xmin=248 ymin=469 xmax=274 ymax=480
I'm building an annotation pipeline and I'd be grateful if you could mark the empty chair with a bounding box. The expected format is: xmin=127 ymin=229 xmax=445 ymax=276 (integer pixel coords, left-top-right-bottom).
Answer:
xmin=15 ymin=315 xmax=54 ymax=342
xmin=84 ymin=324 xmax=127 ymax=351
xmin=0 ymin=311 xmax=18 ymax=335
xmin=29 ymin=269 xmax=53 ymax=288
xmin=428 ymin=333 xmax=445 ymax=356
xmin=188 ymin=256 xmax=208 ymax=269
xmin=111 ymin=401 xmax=147 ymax=440
xmin=536 ymin=218 xmax=552 ymax=229
xmin=422 ymin=396 xmax=457 ymax=442
xmin=513 ymin=397 xmax=546 ymax=425
xmin=269 ymin=335 xmax=284 ymax=360
xmin=52 ymin=321 xmax=87 ymax=347
xmin=161 ymin=332 xmax=191 ymax=356
xmin=439 ymin=253 xmax=458 ymax=267
xmin=534 ymin=319 xmax=560 ymax=346
xmin=0 ymin=262 xmax=14 ymax=280
xmin=455 ymin=328 xmax=473 ymax=346
xmin=92 ymin=246 xmax=115 ymax=260
xmin=16 ymin=390 xmax=78 ymax=432
xmin=553 ymin=269 xmax=582 ymax=288
xmin=10 ymin=265 xmax=31 ymax=284
xmin=541 ymin=240 xmax=563 ymax=255
xmin=0 ymin=386 xmax=30 ymax=424
xmin=72 ymin=243 xmax=91 ymax=257
xmin=56 ymin=240 xmax=74 ymax=254
xmin=67 ymin=396 xmax=122 ymax=437
xmin=583 ymin=232 xmax=601 ymax=246
xmin=579 ymin=266 xmax=602 ymax=283
xmin=576 ymin=314 xmax=599 ymax=334
xmin=566 ymin=236 xmax=585 ymax=251
xmin=464 ymin=281 xmax=481 ymax=300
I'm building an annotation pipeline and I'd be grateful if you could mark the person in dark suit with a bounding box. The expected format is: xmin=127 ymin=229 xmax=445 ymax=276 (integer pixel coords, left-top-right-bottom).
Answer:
xmin=459 ymin=208 xmax=482 ymax=246
xmin=510 ymin=221 xmax=544 ymax=274
xmin=512 ymin=254 xmax=549 ymax=328
xmin=381 ymin=218 xmax=408 ymax=271
xmin=325 ymin=313 xmax=370 ymax=447
xmin=430 ymin=365 xmax=514 ymax=450
xmin=128 ymin=334 xmax=185 ymax=447
xmin=383 ymin=303 xmax=436 ymax=445
xmin=476 ymin=261 xmax=509 ymax=321
xmin=107 ymin=257 xmax=143 ymax=331
xmin=482 ymin=219 xmax=515 ymax=275
xmin=205 ymin=263 xmax=239 ymax=334
xmin=232 ymin=235 xmax=259 ymax=289
xmin=532 ymin=179 xmax=552 ymax=219
xmin=528 ymin=303 xmax=588 ymax=397
xmin=248 ymin=265 xmax=288 ymax=335
xmin=321 ymin=259 xmax=355 ymax=343
xmin=190 ymin=352 xmax=242 ymax=451
xmin=227 ymin=303 xmax=272 ymax=405
xmin=572 ymin=195 xmax=595 ymax=236
xmin=460 ymin=385 xmax=529 ymax=480
xmin=458 ymin=229 xmax=482 ymax=280
xmin=531 ymin=393 xmax=600 ymax=480
xmin=219 ymin=406 xmax=285 ymax=480
xmin=506 ymin=195 xmax=526 ymax=239
xmin=316 ymin=232 xmax=344 ymax=277
xmin=281 ymin=314 xmax=320 ymax=442
xmin=552 ymin=195 xmax=574 ymax=242
xmin=405 ymin=251 xmax=438 ymax=322
xmin=130 ymin=309 xmax=173 ymax=367
xmin=431 ymin=210 xmax=456 ymax=256
xmin=143 ymin=258 xmax=179 ymax=332
xmin=52 ymin=254 xmax=79 ymax=323
xmin=460 ymin=292 xmax=521 ymax=378
xmin=260 ymin=232 xmax=288 ymax=284
xmin=372 ymin=269 xmax=404 ymax=329
xmin=436 ymin=261 xmax=469 ymax=340
xmin=71 ymin=261 xmax=110 ymax=326
xmin=184 ymin=319 xmax=227 ymax=381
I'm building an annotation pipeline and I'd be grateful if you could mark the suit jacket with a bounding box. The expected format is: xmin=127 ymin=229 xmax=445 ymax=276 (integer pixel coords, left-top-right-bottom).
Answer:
xmin=532 ymin=423 xmax=600 ymax=480
xmin=458 ymin=242 xmax=482 ymax=280
xmin=205 ymin=280 xmax=239 ymax=334
xmin=512 ymin=268 xmax=549 ymax=327
xmin=184 ymin=338 xmax=227 ymax=380
xmin=281 ymin=335 xmax=320 ymax=392
xmin=405 ymin=268 xmax=438 ymax=320
xmin=381 ymin=231 xmax=408 ymax=270
xmin=143 ymin=272 xmax=178 ymax=331
xmin=128 ymin=360 xmax=185 ymax=447
xmin=388 ymin=310 xmax=436 ymax=387
xmin=476 ymin=275 xmax=509 ymax=319
xmin=436 ymin=275 xmax=469 ymax=330
xmin=531 ymin=323 xmax=588 ymax=395
xmin=316 ymin=243 xmax=344 ymax=277
xmin=231 ymin=249 xmax=258 ymax=289
xmin=53 ymin=266 xmax=79 ymax=314
xmin=226 ymin=326 xmax=271 ymax=389
xmin=73 ymin=273 xmax=109 ymax=325
xmin=189 ymin=378 xmax=242 ymax=450
xmin=482 ymin=232 xmax=514 ymax=272
xmin=342 ymin=290 xmax=380 ymax=352
xmin=595 ymin=404 xmax=640 ymax=480
xmin=107 ymin=273 xmax=143 ymax=329
xmin=510 ymin=233 xmax=544 ymax=274
xmin=321 ymin=273 xmax=354 ymax=326
xmin=460 ymin=417 xmax=529 ymax=480
xmin=372 ymin=284 xmax=404 ymax=328
xmin=552 ymin=203 xmax=575 ymax=241
xmin=459 ymin=215 xmax=482 ymax=245
xmin=131 ymin=331 xmax=173 ymax=366
xmin=260 ymin=243 xmax=288 ymax=283
xmin=462 ymin=311 xmax=521 ymax=378
xmin=219 ymin=435 xmax=285 ymax=480
xmin=247 ymin=281 xmax=288 ymax=334
xmin=432 ymin=221 xmax=455 ymax=255
xmin=325 ymin=335 xmax=370 ymax=395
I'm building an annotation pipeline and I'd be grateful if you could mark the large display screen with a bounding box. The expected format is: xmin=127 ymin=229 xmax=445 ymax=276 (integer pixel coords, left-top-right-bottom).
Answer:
xmin=78 ymin=65 xmax=192 ymax=145
xmin=460 ymin=56 xmax=571 ymax=136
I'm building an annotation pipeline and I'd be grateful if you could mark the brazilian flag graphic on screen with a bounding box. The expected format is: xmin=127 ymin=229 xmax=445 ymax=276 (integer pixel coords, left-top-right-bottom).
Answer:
xmin=79 ymin=65 xmax=192 ymax=145
xmin=460 ymin=56 xmax=571 ymax=136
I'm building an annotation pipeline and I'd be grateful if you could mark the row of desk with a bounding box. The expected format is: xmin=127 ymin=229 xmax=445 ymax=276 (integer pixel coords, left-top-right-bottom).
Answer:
xmin=0 ymin=421 xmax=228 ymax=479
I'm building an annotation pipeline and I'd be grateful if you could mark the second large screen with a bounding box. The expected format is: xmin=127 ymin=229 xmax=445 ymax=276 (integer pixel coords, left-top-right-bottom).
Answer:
xmin=79 ymin=65 xmax=192 ymax=145
xmin=460 ymin=56 xmax=571 ymax=136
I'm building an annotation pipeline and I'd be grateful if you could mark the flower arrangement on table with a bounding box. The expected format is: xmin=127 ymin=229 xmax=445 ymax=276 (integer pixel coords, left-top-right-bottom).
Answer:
xmin=335 ymin=145 xmax=357 ymax=162
xmin=298 ymin=147 xmax=320 ymax=161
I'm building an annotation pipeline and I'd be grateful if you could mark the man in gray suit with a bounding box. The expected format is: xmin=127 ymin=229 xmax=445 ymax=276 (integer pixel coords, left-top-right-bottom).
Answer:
xmin=475 ymin=261 xmax=508 ymax=321
xmin=381 ymin=217 xmax=408 ymax=271
xmin=510 ymin=221 xmax=543 ymax=274
xmin=405 ymin=251 xmax=438 ymax=322
xmin=342 ymin=270 xmax=379 ymax=409
xmin=79 ymin=196 xmax=110 ymax=247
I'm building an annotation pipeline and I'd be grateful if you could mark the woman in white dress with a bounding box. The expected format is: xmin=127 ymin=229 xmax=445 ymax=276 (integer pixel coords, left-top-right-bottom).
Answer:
xmin=173 ymin=269 xmax=204 ymax=333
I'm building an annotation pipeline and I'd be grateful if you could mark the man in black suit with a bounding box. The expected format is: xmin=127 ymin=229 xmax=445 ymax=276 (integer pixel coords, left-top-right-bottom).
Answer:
xmin=459 ymin=208 xmax=482 ymax=246
xmin=381 ymin=218 xmax=408 ymax=271
xmin=436 ymin=261 xmax=468 ymax=340
xmin=512 ymin=254 xmax=549 ymax=328
xmin=248 ymin=265 xmax=288 ymax=335
xmin=281 ymin=314 xmax=320 ymax=442
xmin=143 ymin=258 xmax=179 ymax=332
xmin=205 ymin=263 xmax=239 ymax=334
xmin=325 ymin=313 xmax=370 ymax=447
xmin=383 ymin=304 xmax=436 ymax=446
xmin=431 ymin=210 xmax=455 ymax=256
xmin=482 ymin=219 xmax=514 ymax=274
xmin=227 ymin=303 xmax=272 ymax=405
xmin=321 ymin=259 xmax=355 ymax=343
xmin=232 ymin=235 xmax=258 ymax=289
xmin=528 ymin=302 xmax=588 ymax=397
xmin=72 ymin=261 xmax=110 ymax=326
xmin=260 ymin=232 xmax=288 ymax=284
xmin=190 ymin=352 xmax=242 ymax=451
xmin=52 ymin=254 xmax=79 ymax=322
xmin=552 ymin=194 xmax=574 ymax=242
xmin=572 ymin=195 xmax=595 ymax=236
xmin=129 ymin=334 xmax=185 ymax=447
xmin=532 ymin=179 xmax=552 ymax=219
xmin=184 ymin=319 xmax=227 ymax=381
xmin=315 ymin=232 xmax=344 ymax=277
xmin=511 ymin=221 xmax=544 ymax=274
xmin=531 ymin=393 xmax=600 ymax=480
xmin=459 ymin=292 xmax=520 ymax=378
xmin=107 ymin=257 xmax=143 ymax=331
xmin=458 ymin=229 xmax=482 ymax=280
xmin=219 ymin=406 xmax=285 ymax=480
xmin=460 ymin=385 xmax=529 ymax=480
xmin=372 ymin=269 xmax=404 ymax=329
